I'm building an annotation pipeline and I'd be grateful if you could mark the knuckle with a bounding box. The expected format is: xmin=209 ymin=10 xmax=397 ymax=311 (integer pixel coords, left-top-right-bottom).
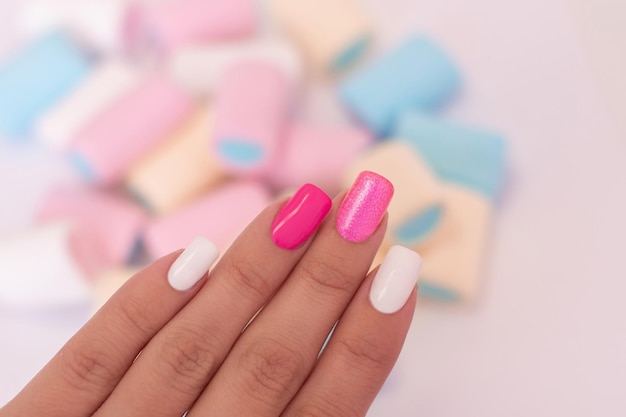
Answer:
xmin=238 ymin=338 xmax=305 ymax=402
xmin=60 ymin=345 xmax=116 ymax=392
xmin=155 ymin=326 xmax=220 ymax=390
xmin=335 ymin=336 xmax=392 ymax=373
xmin=222 ymin=255 xmax=271 ymax=300
xmin=114 ymin=292 xmax=157 ymax=337
xmin=299 ymin=256 xmax=355 ymax=298
xmin=293 ymin=400 xmax=356 ymax=417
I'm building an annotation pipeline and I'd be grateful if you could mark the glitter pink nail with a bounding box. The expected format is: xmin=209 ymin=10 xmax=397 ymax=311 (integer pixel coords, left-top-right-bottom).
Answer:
xmin=336 ymin=171 xmax=394 ymax=243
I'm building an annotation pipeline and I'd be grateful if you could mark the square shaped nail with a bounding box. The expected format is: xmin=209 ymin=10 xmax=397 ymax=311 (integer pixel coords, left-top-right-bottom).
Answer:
xmin=336 ymin=171 xmax=394 ymax=242
xmin=271 ymin=184 xmax=332 ymax=250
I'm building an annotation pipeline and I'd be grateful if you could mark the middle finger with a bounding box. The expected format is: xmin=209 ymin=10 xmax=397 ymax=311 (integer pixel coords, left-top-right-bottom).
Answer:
xmin=95 ymin=184 xmax=332 ymax=417
xmin=188 ymin=171 xmax=393 ymax=417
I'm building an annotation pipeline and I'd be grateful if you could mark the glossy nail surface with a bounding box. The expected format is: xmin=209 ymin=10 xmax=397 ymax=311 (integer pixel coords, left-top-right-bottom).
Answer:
xmin=168 ymin=237 xmax=219 ymax=291
xmin=370 ymin=245 xmax=422 ymax=314
xmin=271 ymin=184 xmax=332 ymax=250
xmin=337 ymin=171 xmax=394 ymax=242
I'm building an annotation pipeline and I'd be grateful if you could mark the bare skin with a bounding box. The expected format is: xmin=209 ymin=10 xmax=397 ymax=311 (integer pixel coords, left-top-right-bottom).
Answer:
xmin=1 ymin=194 xmax=416 ymax=417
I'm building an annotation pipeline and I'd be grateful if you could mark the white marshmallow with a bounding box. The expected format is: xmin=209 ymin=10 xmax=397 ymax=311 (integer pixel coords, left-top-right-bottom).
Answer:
xmin=169 ymin=37 xmax=302 ymax=97
xmin=0 ymin=222 xmax=91 ymax=310
xmin=17 ymin=0 xmax=131 ymax=53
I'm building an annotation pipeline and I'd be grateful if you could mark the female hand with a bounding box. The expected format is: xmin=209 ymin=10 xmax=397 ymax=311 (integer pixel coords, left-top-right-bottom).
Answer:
xmin=1 ymin=172 xmax=421 ymax=417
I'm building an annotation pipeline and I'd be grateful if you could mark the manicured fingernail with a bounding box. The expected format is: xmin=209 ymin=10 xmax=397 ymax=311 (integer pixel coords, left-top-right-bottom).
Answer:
xmin=370 ymin=245 xmax=422 ymax=314
xmin=271 ymin=184 xmax=332 ymax=250
xmin=336 ymin=171 xmax=394 ymax=242
xmin=168 ymin=237 xmax=219 ymax=291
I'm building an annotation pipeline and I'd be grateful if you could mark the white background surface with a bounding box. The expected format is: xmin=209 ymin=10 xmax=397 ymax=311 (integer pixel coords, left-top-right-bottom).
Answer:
xmin=1 ymin=0 xmax=626 ymax=415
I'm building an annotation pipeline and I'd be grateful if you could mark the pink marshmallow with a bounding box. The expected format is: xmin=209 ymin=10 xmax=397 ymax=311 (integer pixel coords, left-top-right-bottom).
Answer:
xmin=69 ymin=76 xmax=194 ymax=185
xmin=268 ymin=122 xmax=373 ymax=194
xmin=144 ymin=182 xmax=271 ymax=259
xmin=213 ymin=61 xmax=292 ymax=176
xmin=37 ymin=187 xmax=147 ymax=276
xmin=127 ymin=0 xmax=256 ymax=53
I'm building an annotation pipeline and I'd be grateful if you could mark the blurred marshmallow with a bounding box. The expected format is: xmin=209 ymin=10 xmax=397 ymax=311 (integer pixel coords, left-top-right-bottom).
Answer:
xmin=417 ymin=184 xmax=493 ymax=301
xmin=213 ymin=61 xmax=292 ymax=176
xmin=268 ymin=0 xmax=371 ymax=73
xmin=17 ymin=0 xmax=130 ymax=53
xmin=0 ymin=31 xmax=91 ymax=140
xmin=170 ymin=37 xmax=301 ymax=97
xmin=69 ymin=75 xmax=194 ymax=185
xmin=144 ymin=182 xmax=271 ymax=258
xmin=92 ymin=268 xmax=140 ymax=313
xmin=126 ymin=105 xmax=225 ymax=214
xmin=268 ymin=122 xmax=373 ymax=195
xmin=37 ymin=60 xmax=141 ymax=150
xmin=127 ymin=0 xmax=256 ymax=54
xmin=0 ymin=222 xmax=91 ymax=310
xmin=340 ymin=36 xmax=460 ymax=135
xmin=371 ymin=244 xmax=389 ymax=275
xmin=344 ymin=141 xmax=444 ymax=246
xmin=37 ymin=187 xmax=147 ymax=274
xmin=394 ymin=112 xmax=506 ymax=201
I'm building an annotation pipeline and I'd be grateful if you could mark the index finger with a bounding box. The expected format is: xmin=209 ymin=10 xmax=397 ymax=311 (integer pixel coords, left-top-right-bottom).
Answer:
xmin=2 ymin=246 xmax=216 ymax=417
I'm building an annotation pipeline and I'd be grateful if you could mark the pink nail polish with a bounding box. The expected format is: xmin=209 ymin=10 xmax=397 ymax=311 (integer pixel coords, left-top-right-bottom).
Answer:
xmin=337 ymin=171 xmax=394 ymax=242
xmin=271 ymin=184 xmax=332 ymax=250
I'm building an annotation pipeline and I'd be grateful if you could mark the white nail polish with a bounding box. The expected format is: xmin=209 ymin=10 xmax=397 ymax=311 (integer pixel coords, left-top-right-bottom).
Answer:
xmin=168 ymin=237 xmax=219 ymax=291
xmin=370 ymin=245 xmax=422 ymax=314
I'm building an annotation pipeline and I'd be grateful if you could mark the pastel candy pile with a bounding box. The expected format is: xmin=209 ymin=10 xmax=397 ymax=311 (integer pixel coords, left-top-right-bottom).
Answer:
xmin=0 ymin=0 xmax=506 ymax=310
xmin=268 ymin=0 xmax=372 ymax=73
xmin=126 ymin=0 xmax=257 ymax=53
xmin=394 ymin=111 xmax=506 ymax=201
xmin=340 ymin=36 xmax=461 ymax=135
xmin=36 ymin=187 xmax=148 ymax=276
xmin=213 ymin=61 xmax=292 ymax=176
xmin=0 ymin=222 xmax=92 ymax=310
xmin=170 ymin=37 xmax=302 ymax=97
xmin=37 ymin=60 xmax=141 ymax=150
xmin=144 ymin=182 xmax=271 ymax=258
xmin=18 ymin=0 xmax=132 ymax=53
xmin=126 ymin=105 xmax=225 ymax=214
xmin=269 ymin=123 xmax=373 ymax=195
xmin=69 ymin=75 xmax=195 ymax=185
xmin=0 ymin=31 xmax=91 ymax=140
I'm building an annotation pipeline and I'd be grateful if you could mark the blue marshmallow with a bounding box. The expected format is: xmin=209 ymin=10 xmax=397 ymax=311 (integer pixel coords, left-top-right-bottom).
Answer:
xmin=394 ymin=112 xmax=506 ymax=201
xmin=394 ymin=204 xmax=444 ymax=246
xmin=339 ymin=36 xmax=460 ymax=136
xmin=0 ymin=31 xmax=92 ymax=140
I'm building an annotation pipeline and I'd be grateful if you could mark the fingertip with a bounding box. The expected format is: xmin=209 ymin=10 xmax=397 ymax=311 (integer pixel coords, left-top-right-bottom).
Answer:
xmin=369 ymin=245 xmax=422 ymax=314
xmin=167 ymin=237 xmax=219 ymax=292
